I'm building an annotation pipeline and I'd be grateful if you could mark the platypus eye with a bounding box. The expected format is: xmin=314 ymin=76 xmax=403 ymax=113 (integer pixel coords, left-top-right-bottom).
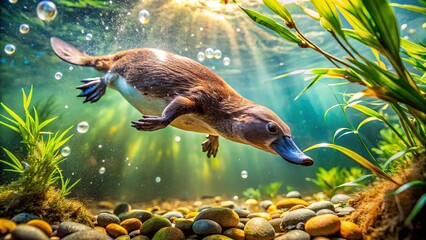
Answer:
xmin=266 ymin=122 xmax=279 ymax=134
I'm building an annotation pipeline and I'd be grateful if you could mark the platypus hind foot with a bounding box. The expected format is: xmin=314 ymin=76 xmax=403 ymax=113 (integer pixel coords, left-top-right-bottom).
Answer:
xmin=76 ymin=76 xmax=107 ymax=103
xmin=202 ymin=135 xmax=219 ymax=158
xmin=131 ymin=115 xmax=170 ymax=131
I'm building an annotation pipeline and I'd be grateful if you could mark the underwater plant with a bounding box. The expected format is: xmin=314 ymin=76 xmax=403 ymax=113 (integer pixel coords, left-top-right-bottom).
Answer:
xmin=306 ymin=166 xmax=368 ymax=196
xmin=0 ymin=87 xmax=92 ymax=224
xmin=242 ymin=181 xmax=284 ymax=200
xmin=242 ymin=187 xmax=262 ymax=200
xmin=0 ymin=87 xmax=77 ymax=196
xmin=235 ymin=0 xmax=426 ymax=237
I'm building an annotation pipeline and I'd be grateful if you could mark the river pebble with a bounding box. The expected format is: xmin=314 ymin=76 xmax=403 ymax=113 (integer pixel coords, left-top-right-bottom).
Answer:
xmin=27 ymin=219 xmax=52 ymax=237
xmin=140 ymin=216 xmax=172 ymax=237
xmin=192 ymin=219 xmax=222 ymax=235
xmin=11 ymin=213 xmax=39 ymax=224
xmin=11 ymin=224 xmax=49 ymax=240
xmin=202 ymin=234 xmax=233 ymax=240
xmin=162 ymin=211 xmax=184 ymax=220
xmin=97 ymin=212 xmax=120 ymax=227
xmin=0 ymin=218 xmax=16 ymax=234
xmin=61 ymin=229 xmax=113 ymax=240
xmin=244 ymin=217 xmax=275 ymax=240
xmin=120 ymin=218 xmax=142 ymax=232
xmin=305 ymin=214 xmax=341 ymax=237
xmin=340 ymin=221 xmax=363 ymax=239
xmin=174 ymin=218 xmax=193 ymax=234
xmin=114 ymin=202 xmax=132 ymax=216
xmin=285 ymin=191 xmax=302 ymax=198
xmin=276 ymin=198 xmax=309 ymax=209
xmin=106 ymin=223 xmax=127 ymax=237
xmin=223 ymin=227 xmax=245 ymax=240
xmin=56 ymin=221 xmax=92 ymax=237
xmin=276 ymin=229 xmax=311 ymax=240
xmin=247 ymin=212 xmax=272 ymax=220
xmin=151 ymin=226 xmax=185 ymax=240
xmin=316 ymin=209 xmax=336 ymax=215
xmin=260 ymin=200 xmax=274 ymax=209
xmin=119 ymin=210 xmax=152 ymax=222
xmin=308 ymin=201 xmax=335 ymax=213
xmin=331 ymin=194 xmax=353 ymax=204
xmin=194 ymin=207 xmax=239 ymax=228
xmin=281 ymin=208 xmax=316 ymax=231
xmin=233 ymin=209 xmax=250 ymax=218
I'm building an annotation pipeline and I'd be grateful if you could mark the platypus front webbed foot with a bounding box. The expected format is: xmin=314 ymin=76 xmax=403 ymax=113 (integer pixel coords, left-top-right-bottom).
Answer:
xmin=202 ymin=135 xmax=219 ymax=158
xmin=131 ymin=115 xmax=170 ymax=131
xmin=76 ymin=76 xmax=107 ymax=103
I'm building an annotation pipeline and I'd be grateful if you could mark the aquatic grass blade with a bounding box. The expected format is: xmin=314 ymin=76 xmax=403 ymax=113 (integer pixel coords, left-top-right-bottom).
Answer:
xmin=262 ymin=0 xmax=294 ymax=27
xmin=390 ymin=3 xmax=426 ymax=14
xmin=330 ymin=174 xmax=374 ymax=196
xmin=392 ymin=180 xmax=426 ymax=196
xmin=401 ymin=38 xmax=426 ymax=61
xmin=1 ymin=148 xmax=24 ymax=172
xmin=1 ymin=103 xmax=26 ymax=130
xmin=356 ymin=116 xmax=380 ymax=131
xmin=294 ymin=74 xmax=322 ymax=100
xmin=39 ymin=116 xmax=58 ymax=130
xmin=383 ymin=147 xmax=420 ymax=170
xmin=311 ymin=0 xmax=344 ymax=37
xmin=297 ymin=4 xmax=320 ymax=20
xmin=304 ymin=143 xmax=400 ymax=185
xmin=405 ymin=193 xmax=426 ymax=226
xmin=233 ymin=1 xmax=301 ymax=44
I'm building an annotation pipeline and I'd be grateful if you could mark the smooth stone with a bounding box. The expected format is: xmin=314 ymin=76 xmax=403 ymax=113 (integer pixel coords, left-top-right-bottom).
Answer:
xmin=115 ymin=235 xmax=130 ymax=240
xmin=198 ymin=205 xmax=213 ymax=212
xmin=308 ymin=201 xmax=335 ymax=213
xmin=220 ymin=201 xmax=236 ymax=208
xmin=11 ymin=213 xmax=39 ymax=224
xmin=27 ymin=219 xmax=52 ymax=237
xmin=331 ymin=194 xmax=353 ymax=204
xmin=305 ymin=214 xmax=341 ymax=237
xmin=152 ymin=227 xmax=185 ymax=240
xmin=244 ymin=217 xmax=275 ymax=240
xmin=94 ymin=226 xmax=107 ymax=234
xmin=340 ymin=221 xmax=363 ymax=239
xmin=288 ymin=205 xmax=306 ymax=212
xmin=239 ymin=218 xmax=250 ymax=225
xmin=276 ymin=198 xmax=308 ymax=209
xmin=56 ymin=221 xmax=92 ymax=237
xmin=280 ymin=208 xmax=316 ymax=230
xmin=285 ymin=191 xmax=302 ymax=199
xmin=132 ymin=235 xmax=150 ymax=240
xmin=192 ymin=219 xmax=222 ymax=235
xmin=336 ymin=206 xmax=355 ymax=213
xmin=233 ymin=209 xmax=250 ymax=218
xmin=236 ymin=222 xmax=245 ymax=229
xmin=202 ymin=234 xmax=233 ymax=239
xmin=247 ymin=212 xmax=272 ymax=220
xmin=120 ymin=218 xmax=142 ymax=232
xmin=268 ymin=218 xmax=282 ymax=233
xmin=61 ymin=229 xmax=113 ymax=240
xmin=0 ymin=218 xmax=17 ymax=234
xmin=97 ymin=212 xmax=120 ymax=228
xmin=177 ymin=207 xmax=191 ymax=215
xmin=223 ymin=227 xmax=244 ymax=240
xmin=186 ymin=212 xmax=199 ymax=219
xmin=162 ymin=211 xmax=184 ymax=220
xmin=139 ymin=216 xmax=171 ymax=237
xmin=260 ymin=200 xmax=274 ymax=210
xmin=11 ymin=224 xmax=49 ymax=240
xmin=194 ymin=207 xmax=239 ymax=228
xmin=245 ymin=199 xmax=258 ymax=212
xmin=119 ymin=210 xmax=152 ymax=222
xmin=316 ymin=209 xmax=336 ymax=216
xmin=276 ymin=230 xmax=310 ymax=240
xmin=114 ymin=202 xmax=132 ymax=216
xmin=129 ymin=229 xmax=140 ymax=238
xmin=106 ymin=223 xmax=127 ymax=237
xmin=174 ymin=218 xmax=194 ymax=234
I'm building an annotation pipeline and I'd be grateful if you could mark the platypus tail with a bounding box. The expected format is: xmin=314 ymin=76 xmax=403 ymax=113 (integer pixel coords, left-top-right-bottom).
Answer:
xmin=50 ymin=37 xmax=111 ymax=72
xmin=50 ymin=37 xmax=93 ymax=66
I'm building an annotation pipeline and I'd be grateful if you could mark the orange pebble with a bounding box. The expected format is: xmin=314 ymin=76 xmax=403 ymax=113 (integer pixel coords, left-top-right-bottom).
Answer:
xmin=27 ymin=219 xmax=52 ymax=237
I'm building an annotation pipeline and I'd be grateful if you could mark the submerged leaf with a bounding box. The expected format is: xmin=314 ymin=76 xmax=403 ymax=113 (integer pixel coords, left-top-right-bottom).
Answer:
xmin=390 ymin=3 xmax=426 ymax=14
xmin=263 ymin=0 xmax=295 ymax=27
xmin=304 ymin=143 xmax=400 ymax=185
xmin=405 ymin=194 xmax=426 ymax=226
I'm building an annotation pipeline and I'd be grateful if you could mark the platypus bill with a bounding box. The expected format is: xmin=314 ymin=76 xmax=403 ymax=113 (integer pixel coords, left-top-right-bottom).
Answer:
xmin=50 ymin=37 xmax=313 ymax=166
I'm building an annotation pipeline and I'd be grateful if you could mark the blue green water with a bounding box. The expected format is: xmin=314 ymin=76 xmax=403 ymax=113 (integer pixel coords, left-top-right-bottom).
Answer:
xmin=1 ymin=0 xmax=424 ymax=201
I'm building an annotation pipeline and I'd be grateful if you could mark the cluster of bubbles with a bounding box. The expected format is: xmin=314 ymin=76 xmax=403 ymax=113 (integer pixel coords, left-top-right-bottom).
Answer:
xmin=36 ymin=1 xmax=58 ymax=22
xmin=77 ymin=121 xmax=89 ymax=133
xmin=4 ymin=44 xmax=16 ymax=55
xmin=55 ymin=72 xmax=63 ymax=80
xmin=241 ymin=170 xmax=248 ymax=179
xmin=19 ymin=24 xmax=30 ymax=34
xmin=138 ymin=10 xmax=150 ymax=24
xmin=197 ymin=48 xmax=230 ymax=66
xmin=61 ymin=146 xmax=71 ymax=157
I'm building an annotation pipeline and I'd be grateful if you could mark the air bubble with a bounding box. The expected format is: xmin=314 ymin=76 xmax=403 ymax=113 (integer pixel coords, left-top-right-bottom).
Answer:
xmin=223 ymin=57 xmax=231 ymax=66
xmin=99 ymin=167 xmax=106 ymax=174
xmin=19 ymin=24 xmax=30 ymax=34
xmin=55 ymin=72 xmax=63 ymax=80
xmin=4 ymin=44 xmax=16 ymax=55
xmin=36 ymin=1 xmax=58 ymax=22
xmin=138 ymin=10 xmax=150 ymax=24
xmin=61 ymin=146 xmax=71 ymax=157
xmin=86 ymin=33 xmax=93 ymax=40
xmin=77 ymin=121 xmax=89 ymax=133
xmin=155 ymin=176 xmax=161 ymax=183
xmin=214 ymin=49 xmax=222 ymax=59
xmin=241 ymin=170 xmax=248 ymax=179
xmin=175 ymin=136 xmax=181 ymax=142
xmin=9 ymin=0 xmax=18 ymax=3
xmin=197 ymin=52 xmax=205 ymax=62
xmin=205 ymin=48 xmax=214 ymax=58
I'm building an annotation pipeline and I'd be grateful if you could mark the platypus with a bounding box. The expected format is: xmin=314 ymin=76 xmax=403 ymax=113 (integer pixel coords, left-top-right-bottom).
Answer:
xmin=50 ymin=37 xmax=313 ymax=166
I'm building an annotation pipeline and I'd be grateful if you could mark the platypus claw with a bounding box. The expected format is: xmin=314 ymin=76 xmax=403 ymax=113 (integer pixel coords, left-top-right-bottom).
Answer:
xmin=202 ymin=135 xmax=219 ymax=158
xmin=76 ymin=77 xmax=106 ymax=103
xmin=131 ymin=115 xmax=169 ymax=131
